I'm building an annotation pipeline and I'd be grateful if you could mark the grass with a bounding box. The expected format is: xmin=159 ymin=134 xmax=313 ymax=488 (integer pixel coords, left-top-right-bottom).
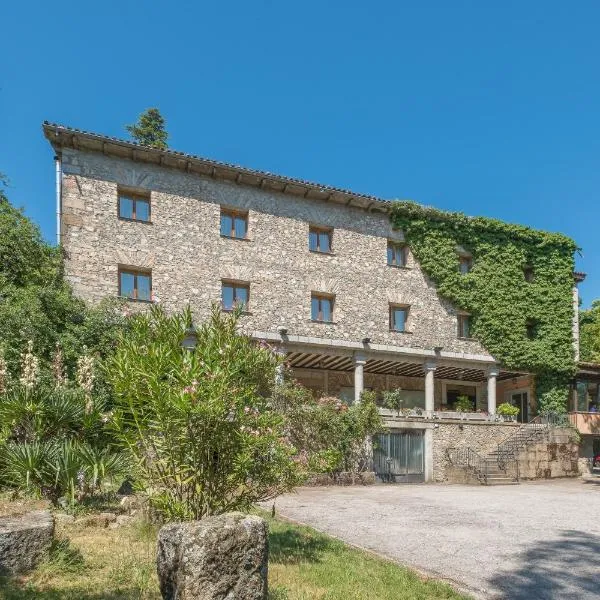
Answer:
xmin=0 ymin=510 xmax=469 ymax=600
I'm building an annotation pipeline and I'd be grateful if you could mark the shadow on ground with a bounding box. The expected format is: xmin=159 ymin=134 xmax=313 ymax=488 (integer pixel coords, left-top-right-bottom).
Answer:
xmin=490 ymin=530 xmax=600 ymax=600
xmin=268 ymin=526 xmax=334 ymax=565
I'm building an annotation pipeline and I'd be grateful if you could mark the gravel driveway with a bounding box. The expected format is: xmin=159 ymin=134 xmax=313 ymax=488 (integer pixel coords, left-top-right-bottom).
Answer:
xmin=273 ymin=479 xmax=600 ymax=599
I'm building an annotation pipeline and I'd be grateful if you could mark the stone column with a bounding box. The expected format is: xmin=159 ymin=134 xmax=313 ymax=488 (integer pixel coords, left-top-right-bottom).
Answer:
xmin=354 ymin=352 xmax=367 ymax=404
xmin=275 ymin=345 xmax=286 ymax=385
xmin=487 ymin=366 xmax=499 ymax=415
xmin=424 ymin=362 xmax=436 ymax=413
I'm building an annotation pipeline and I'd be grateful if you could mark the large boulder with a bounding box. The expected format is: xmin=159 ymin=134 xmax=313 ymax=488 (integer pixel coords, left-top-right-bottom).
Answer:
xmin=0 ymin=510 xmax=54 ymax=574
xmin=157 ymin=512 xmax=268 ymax=600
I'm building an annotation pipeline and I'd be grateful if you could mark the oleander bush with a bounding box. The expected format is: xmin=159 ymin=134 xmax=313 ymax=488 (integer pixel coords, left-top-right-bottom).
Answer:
xmin=106 ymin=305 xmax=303 ymax=521
xmin=271 ymin=383 xmax=383 ymax=474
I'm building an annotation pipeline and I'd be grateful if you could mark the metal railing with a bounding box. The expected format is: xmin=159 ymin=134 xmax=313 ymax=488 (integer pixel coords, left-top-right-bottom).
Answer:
xmin=449 ymin=412 xmax=571 ymax=484
xmin=447 ymin=447 xmax=490 ymax=483
xmin=496 ymin=412 xmax=571 ymax=471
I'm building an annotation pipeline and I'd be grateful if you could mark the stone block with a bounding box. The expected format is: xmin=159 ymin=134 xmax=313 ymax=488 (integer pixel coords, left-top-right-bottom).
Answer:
xmin=0 ymin=510 xmax=54 ymax=574
xmin=157 ymin=512 xmax=268 ymax=600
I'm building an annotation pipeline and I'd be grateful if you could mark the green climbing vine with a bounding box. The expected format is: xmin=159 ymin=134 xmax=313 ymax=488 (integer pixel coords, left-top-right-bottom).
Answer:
xmin=389 ymin=201 xmax=578 ymax=413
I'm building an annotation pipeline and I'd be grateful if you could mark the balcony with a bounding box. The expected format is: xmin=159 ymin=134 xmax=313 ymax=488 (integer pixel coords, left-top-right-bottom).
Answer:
xmin=568 ymin=412 xmax=600 ymax=435
xmin=378 ymin=407 xmax=517 ymax=424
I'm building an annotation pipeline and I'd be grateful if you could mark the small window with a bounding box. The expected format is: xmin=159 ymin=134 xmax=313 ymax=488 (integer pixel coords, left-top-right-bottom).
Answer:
xmin=523 ymin=266 xmax=534 ymax=282
xmin=387 ymin=242 xmax=408 ymax=267
xmin=458 ymin=255 xmax=472 ymax=274
xmin=457 ymin=314 xmax=472 ymax=339
xmin=220 ymin=208 xmax=248 ymax=239
xmin=221 ymin=281 xmax=249 ymax=311
xmin=118 ymin=268 xmax=152 ymax=301
xmin=390 ymin=305 xmax=409 ymax=332
xmin=526 ymin=319 xmax=538 ymax=340
xmin=118 ymin=191 xmax=150 ymax=222
xmin=309 ymin=226 xmax=332 ymax=253
xmin=311 ymin=293 xmax=334 ymax=322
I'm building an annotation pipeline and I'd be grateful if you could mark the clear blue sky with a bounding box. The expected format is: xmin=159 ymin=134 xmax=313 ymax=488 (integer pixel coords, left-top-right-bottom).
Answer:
xmin=2 ymin=1 xmax=599 ymax=305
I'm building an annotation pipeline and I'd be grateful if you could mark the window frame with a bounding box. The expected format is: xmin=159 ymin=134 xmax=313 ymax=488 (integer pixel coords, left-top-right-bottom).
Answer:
xmin=220 ymin=207 xmax=249 ymax=240
xmin=457 ymin=313 xmax=472 ymax=339
xmin=309 ymin=225 xmax=333 ymax=254
xmin=458 ymin=255 xmax=472 ymax=274
xmin=118 ymin=190 xmax=151 ymax=223
xmin=118 ymin=267 xmax=152 ymax=302
xmin=311 ymin=293 xmax=335 ymax=323
xmin=389 ymin=304 xmax=409 ymax=332
xmin=526 ymin=318 xmax=538 ymax=340
xmin=387 ymin=242 xmax=408 ymax=268
xmin=221 ymin=280 xmax=250 ymax=312
xmin=523 ymin=266 xmax=535 ymax=283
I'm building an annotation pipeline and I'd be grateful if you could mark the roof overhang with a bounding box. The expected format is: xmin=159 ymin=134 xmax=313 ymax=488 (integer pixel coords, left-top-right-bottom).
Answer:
xmin=43 ymin=121 xmax=392 ymax=215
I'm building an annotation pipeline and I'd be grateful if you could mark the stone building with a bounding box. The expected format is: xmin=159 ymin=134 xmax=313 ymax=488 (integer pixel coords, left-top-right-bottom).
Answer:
xmin=43 ymin=122 xmax=585 ymax=482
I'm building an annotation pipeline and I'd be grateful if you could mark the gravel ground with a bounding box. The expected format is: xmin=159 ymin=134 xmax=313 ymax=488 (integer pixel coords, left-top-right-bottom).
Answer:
xmin=272 ymin=479 xmax=600 ymax=599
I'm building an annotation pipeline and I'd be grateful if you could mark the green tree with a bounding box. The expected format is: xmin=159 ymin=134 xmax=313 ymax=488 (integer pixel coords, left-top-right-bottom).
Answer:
xmin=0 ymin=188 xmax=128 ymax=377
xmin=106 ymin=306 xmax=302 ymax=521
xmin=125 ymin=107 xmax=169 ymax=149
xmin=580 ymin=300 xmax=600 ymax=362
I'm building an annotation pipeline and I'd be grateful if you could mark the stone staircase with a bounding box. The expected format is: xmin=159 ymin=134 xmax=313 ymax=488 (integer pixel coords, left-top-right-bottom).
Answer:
xmin=448 ymin=415 xmax=568 ymax=485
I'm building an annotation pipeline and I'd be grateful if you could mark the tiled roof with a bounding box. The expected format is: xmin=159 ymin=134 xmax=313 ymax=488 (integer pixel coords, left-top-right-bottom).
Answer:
xmin=43 ymin=121 xmax=391 ymax=213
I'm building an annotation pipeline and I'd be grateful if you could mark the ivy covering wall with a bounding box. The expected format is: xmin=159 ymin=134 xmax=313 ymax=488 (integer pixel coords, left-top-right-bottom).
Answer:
xmin=390 ymin=202 xmax=578 ymax=412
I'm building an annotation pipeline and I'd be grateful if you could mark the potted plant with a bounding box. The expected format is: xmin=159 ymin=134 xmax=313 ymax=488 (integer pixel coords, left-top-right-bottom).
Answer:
xmin=496 ymin=402 xmax=520 ymax=422
xmin=454 ymin=395 xmax=473 ymax=413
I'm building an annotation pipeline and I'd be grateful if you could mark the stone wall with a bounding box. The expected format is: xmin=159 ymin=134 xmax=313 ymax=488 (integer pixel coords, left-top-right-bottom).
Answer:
xmin=432 ymin=422 xmax=518 ymax=482
xmin=59 ymin=148 xmax=491 ymax=356
xmin=516 ymin=427 xmax=580 ymax=479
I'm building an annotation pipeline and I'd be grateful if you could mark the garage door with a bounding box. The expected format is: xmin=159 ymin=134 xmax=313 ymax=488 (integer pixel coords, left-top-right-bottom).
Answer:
xmin=373 ymin=431 xmax=424 ymax=483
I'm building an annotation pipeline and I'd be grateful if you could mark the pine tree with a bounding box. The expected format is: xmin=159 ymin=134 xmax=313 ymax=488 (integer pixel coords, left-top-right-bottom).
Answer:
xmin=125 ymin=108 xmax=168 ymax=149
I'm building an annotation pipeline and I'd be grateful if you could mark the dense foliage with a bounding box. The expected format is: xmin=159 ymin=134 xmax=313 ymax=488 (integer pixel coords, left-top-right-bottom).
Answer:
xmin=0 ymin=187 xmax=128 ymax=379
xmin=0 ymin=344 xmax=128 ymax=504
xmin=272 ymin=384 xmax=383 ymax=474
xmin=106 ymin=306 xmax=302 ymax=521
xmin=125 ymin=107 xmax=169 ymax=149
xmin=390 ymin=201 xmax=578 ymax=412
xmin=579 ymin=300 xmax=600 ymax=363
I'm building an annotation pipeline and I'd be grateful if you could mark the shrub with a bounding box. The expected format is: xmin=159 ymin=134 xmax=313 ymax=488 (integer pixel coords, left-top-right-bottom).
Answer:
xmin=106 ymin=305 xmax=303 ymax=521
xmin=272 ymin=384 xmax=384 ymax=474
xmin=454 ymin=395 xmax=473 ymax=412
xmin=496 ymin=402 xmax=520 ymax=416
xmin=381 ymin=389 xmax=406 ymax=415
xmin=0 ymin=341 xmax=127 ymax=505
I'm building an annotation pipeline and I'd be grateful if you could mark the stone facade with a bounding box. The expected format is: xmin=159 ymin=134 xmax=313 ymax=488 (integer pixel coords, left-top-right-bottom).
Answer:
xmin=431 ymin=422 xmax=519 ymax=482
xmin=516 ymin=427 xmax=580 ymax=479
xmin=59 ymin=147 xmax=490 ymax=355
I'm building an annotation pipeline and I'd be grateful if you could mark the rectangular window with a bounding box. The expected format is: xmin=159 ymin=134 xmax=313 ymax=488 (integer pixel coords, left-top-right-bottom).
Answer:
xmin=309 ymin=226 xmax=332 ymax=253
xmin=457 ymin=314 xmax=472 ymax=339
xmin=458 ymin=256 xmax=472 ymax=274
xmin=118 ymin=191 xmax=150 ymax=222
xmin=387 ymin=242 xmax=408 ymax=267
xmin=118 ymin=268 xmax=152 ymax=301
xmin=221 ymin=281 xmax=249 ymax=311
xmin=523 ymin=266 xmax=534 ymax=282
xmin=389 ymin=305 xmax=409 ymax=332
xmin=311 ymin=293 xmax=334 ymax=322
xmin=220 ymin=208 xmax=248 ymax=239
xmin=526 ymin=319 xmax=538 ymax=340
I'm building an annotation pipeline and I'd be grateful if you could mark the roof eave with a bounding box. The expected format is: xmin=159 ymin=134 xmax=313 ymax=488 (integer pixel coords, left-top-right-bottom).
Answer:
xmin=43 ymin=121 xmax=392 ymax=215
